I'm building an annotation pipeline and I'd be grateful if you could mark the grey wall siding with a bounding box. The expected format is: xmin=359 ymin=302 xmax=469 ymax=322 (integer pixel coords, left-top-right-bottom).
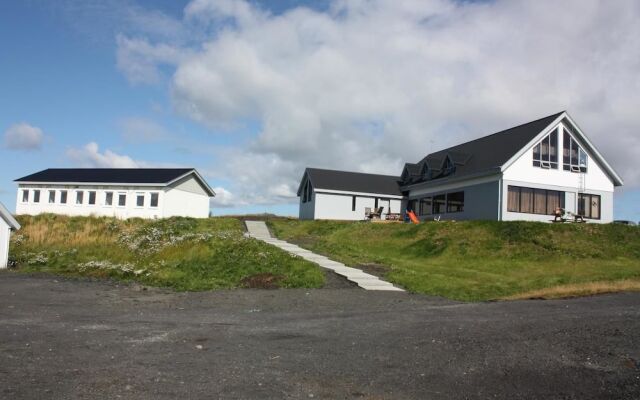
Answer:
xmin=501 ymin=179 xmax=614 ymax=223
xmin=407 ymin=180 xmax=500 ymax=221
xmin=298 ymin=192 xmax=315 ymax=220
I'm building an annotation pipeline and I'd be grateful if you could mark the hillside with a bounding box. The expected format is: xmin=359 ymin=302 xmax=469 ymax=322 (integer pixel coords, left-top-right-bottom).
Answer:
xmin=268 ymin=219 xmax=640 ymax=301
xmin=9 ymin=214 xmax=324 ymax=290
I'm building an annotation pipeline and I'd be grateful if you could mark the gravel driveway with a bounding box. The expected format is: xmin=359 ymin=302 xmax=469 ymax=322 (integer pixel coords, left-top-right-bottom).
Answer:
xmin=1 ymin=272 xmax=639 ymax=399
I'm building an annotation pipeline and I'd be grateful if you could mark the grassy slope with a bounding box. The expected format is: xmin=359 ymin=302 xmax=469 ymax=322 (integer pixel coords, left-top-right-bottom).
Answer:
xmin=268 ymin=219 xmax=640 ymax=301
xmin=10 ymin=214 xmax=324 ymax=290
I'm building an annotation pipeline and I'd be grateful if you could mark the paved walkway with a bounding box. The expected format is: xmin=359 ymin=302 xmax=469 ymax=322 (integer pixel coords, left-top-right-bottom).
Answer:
xmin=245 ymin=221 xmax=404 ymax=291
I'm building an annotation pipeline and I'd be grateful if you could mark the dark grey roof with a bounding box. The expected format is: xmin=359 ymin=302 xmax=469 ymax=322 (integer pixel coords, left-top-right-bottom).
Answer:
xmin=15 ymin=168 xmax=195 ymax=184
xmin=0 ymin=202 xmax=20 ymax=230
xmin=406 ymin=111 xmax=565 ymax=185
xmin=301 ymin=168 xmax=402 ymax=196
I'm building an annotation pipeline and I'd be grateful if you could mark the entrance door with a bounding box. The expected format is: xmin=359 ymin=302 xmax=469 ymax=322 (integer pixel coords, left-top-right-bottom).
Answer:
xmin=565 ymin=192 xmax=576 ymax=214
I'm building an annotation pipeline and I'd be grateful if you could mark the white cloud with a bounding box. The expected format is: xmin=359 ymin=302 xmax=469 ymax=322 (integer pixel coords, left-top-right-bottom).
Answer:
xmin=66 ymin=142 xmax=140 ymax=168
xmin=119 ymin=117 xmax=169 ymax=143
xmin=210 ymin=186 xmax=236 ymax=208
xmin=116 ymin=0 xmax=640 ymax=204
xmin=116 ymin=34 xmax=188 ymax=84
xmin=3 ymin=122 xmax=45 ymax=150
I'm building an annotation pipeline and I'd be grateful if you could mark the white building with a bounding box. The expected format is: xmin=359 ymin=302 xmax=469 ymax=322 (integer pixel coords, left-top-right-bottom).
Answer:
xmin=298 ymin=168 xmax=403 ymax=220
xmin=0 ymin=202 xmax=20 ymax=269
xmin=15 ymin=168 xmax=216 ymax=219
xmin=299 ymin=111 xmax=623 ymax=223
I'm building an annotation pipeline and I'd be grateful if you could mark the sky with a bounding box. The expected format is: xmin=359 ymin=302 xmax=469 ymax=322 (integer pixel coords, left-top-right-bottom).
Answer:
xmin=1 ymin=0 xmax=638 ymax=220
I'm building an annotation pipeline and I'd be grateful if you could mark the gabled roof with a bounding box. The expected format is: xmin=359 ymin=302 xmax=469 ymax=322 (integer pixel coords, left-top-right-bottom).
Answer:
xmin=404 ymin=111 xmax=566 ymax=186
xmin=299 ymin=168 xmax=402 ymax=197
xmin=15 ymin=168 xmax=216 ymax=196
xmin=0 ymin=202 xmax=20 ymax=230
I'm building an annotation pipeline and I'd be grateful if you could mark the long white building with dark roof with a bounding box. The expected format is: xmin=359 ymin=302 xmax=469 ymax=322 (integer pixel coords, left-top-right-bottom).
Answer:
xmin=298 ymin=111 xmax=623 ymax=223
xmin=14 ymin=168 xmax=216 ymax=219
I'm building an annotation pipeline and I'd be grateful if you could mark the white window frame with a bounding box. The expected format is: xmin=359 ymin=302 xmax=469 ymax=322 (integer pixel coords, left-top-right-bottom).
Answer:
xmin=135 ymin=192 xmax=145 ymax=208
xmin=87 ymin=191 xmax=97 ymax=206
xmin=33 ymin=190 xmax=41 ymax=203
xmin=48 ymin=190 xmax=56 ymax=204
xmin=75 ymin=191 xmax=84 ymax=206
xmin=21 ymin=189 xmax=29 ymax=203
xmin=60 ymin=190 xmax=68 ymax=205
xmin=149 ymin=192 xmax=159 ymax=208
xmin=117 ymin=192 xmax=127 ymax=208
xmin=104 ymin=191 xmax=114 ymax=207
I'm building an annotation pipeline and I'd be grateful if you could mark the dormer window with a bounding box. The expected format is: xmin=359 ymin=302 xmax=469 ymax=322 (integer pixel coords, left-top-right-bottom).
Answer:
xmin=442 ymin=157 xmax=455 ymax=175
xmin=532 ymin=127 xmax=558 ymax=169
xmin=563 ymin=128 xmax=588 ymax=173
xmin=420 ymin=164 xmax=430 ymax=180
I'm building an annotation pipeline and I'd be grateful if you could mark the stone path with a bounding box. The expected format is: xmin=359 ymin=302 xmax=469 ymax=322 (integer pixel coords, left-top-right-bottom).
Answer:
xmin=245 ymin=221 xmax=404 ymax=291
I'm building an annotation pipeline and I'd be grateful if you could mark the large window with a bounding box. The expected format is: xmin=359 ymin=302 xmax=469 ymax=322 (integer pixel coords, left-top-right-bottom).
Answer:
xmin=533 ymin=128 xmax=558 ymax=169
xmin=578 ymin=193 xmax=600 ymax=219
xmin=563 ymin=128 xmax=588 ymax=172
xmin=419 ymin=197 xmax=432 ymax=216
xmin=447 ymin=192 xmax=464 ymax=213
xmin=150 ymin=193 xmax=159 ymax=208
xmin=432 ymin=194 xmax=446 ymax=214
xmin=60 ymin=191 xmax=68 ymax=204
xmin=507 ymin=186 xmax=565 ymax=215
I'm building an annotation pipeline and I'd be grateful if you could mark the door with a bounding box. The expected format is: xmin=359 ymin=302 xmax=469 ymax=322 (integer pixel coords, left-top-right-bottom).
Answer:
xmin=565 ymin=192 xmax=576 ymax=214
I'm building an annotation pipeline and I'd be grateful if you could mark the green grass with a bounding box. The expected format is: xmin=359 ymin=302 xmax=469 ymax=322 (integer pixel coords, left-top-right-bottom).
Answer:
xmin=268 ymin=219 xmax=640 ymax=301
xmin=9 ymin=214 xmax=324 ymax=291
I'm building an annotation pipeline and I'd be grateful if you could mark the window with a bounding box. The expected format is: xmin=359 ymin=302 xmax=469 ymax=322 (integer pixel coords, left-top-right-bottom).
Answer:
xmin=48 ymin=190 xmax=56 ymax=204
xmin=105 ymin=192 xmax=113 ymax=206
xmin=60 ymin=191 xmax=68 ymax=204
xmin=118 ymin=193 xmax=126 ymax=207
xmin=136 ymin=193 xmax=145 ymax=207
xmin=507 ymin=186 xmax=565 ymax=215
xmin=374 ymin=198 xmax=379 ymax=209
xmin=76 ymin=191 xmax=84 ymax=205
xmin=88 ymin=191 xmax=96 ymax=205
xmin=442 ymin=157 xmax=455 ymax=176
xmin=419 ymin=197 xmax=432 ymax=216
xmin=432 ymin=194 xmax=446 ymax=214
xmin=150 ymin=193 xmax=159 ymax=208
xmin=351 ymin=196 xmax=356 ymax=211
xmin=33 ymin=190 xmax=41 ymax=203
xmin=578 ymin=193 xmax=600 ymax=220
xmin=533 ymin=128 xmax=558 ymax=169
xmin=302 ymin=179 xmax=312 ymax=203
xmin=563 ymin=128 xmax=587 ymax=172
xmin=447 ymin=191 xmax=464 ymax=213
xmin=21 ymin=190 xmax=29 ymax=203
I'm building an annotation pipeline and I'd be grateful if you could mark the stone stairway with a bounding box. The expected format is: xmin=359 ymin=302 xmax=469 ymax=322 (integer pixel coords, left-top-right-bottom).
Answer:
xmin=245 ymin=221 xmax=404 ymax=291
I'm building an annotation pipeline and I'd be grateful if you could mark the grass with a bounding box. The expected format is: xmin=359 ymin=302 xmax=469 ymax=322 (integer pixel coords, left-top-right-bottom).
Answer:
xmin=9 ymin=214 xmax=325 ymax=291
xmin=268 ymin=219 xmax=640 ymax=301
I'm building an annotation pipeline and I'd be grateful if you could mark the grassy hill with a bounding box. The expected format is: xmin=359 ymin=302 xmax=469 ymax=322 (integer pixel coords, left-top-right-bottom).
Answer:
xmin=268 ymin=219 xmax=640 ymax=301
xmin=9 ymin=214 xmax=324 ymax=290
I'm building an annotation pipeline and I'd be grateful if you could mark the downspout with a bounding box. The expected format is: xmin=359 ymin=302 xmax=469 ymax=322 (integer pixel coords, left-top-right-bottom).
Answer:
xmin=497 ymin=177 xmax=503 ymax=221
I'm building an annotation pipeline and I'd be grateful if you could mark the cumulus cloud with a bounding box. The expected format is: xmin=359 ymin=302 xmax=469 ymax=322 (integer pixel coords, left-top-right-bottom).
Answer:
xmin=116 ymin=0 xmax=640 ymax=204
xmin=119 ymin=117 xmax=169 ymax=143
xmin=210 ymin=186 xmax=236 ymax=208
xmin=67 ymin=142 xmax=140 ymax=168
xmin=3 ymin=122 xmax=45 ymax=150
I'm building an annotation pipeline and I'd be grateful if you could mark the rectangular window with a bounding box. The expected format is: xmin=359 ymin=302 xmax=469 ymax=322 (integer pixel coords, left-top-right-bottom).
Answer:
xmin=507 ymin=186 xmax=565 ymax=215
xmin=563 ymin=126 xmax=588 ymax=172
xmin=22 ymin=190 xmax=29 ymax=203
xmin=447 ymin=191 xmax=464 ymax=213
xmin=105 ymin=192 xmax=113 ymax=206
xmin=432 ymin=194 xmax=446 ymax=214
xmin=419 ymin=197 xmax=432 ymax=216
xmin=136 ymin=193 xmax=145 ymax=207
xmin=150 ymin=192 xmax=159 ymax=208
xmin=88 ymin=191 xmax=96 ymax=205
xmin=533 ymin=128 xmax=558 ymax=169
xmin=351 ymin=196 xmax=356 ymax=211
xmin=578 ymin=193 xmax=601 ymax=220
xmin=33 ymin=190 xmax=41 ymax=203
xmin=60 ymin=190 xmax=68 ymax=204
xmin=374 ymin=198 xmax=379 ymax=209
xmin=118 ymin=193 xmax=126 ymax=207
xmin=48 ymin=190 xmax=56 ymax=204
xmin=76 ymin=191 xmax=84 ymax=205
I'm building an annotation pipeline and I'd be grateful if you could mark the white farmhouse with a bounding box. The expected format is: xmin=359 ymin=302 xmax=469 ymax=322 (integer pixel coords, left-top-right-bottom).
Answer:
xmin=15 ymin=168 xmax=215 ymax=219
xmin=0 ymin=202 xmax=20 ymax=269
xmin=299 ymin=111 xmax=623 ymax=223
xmin=298 ymin=168 xmax=403 ymax=220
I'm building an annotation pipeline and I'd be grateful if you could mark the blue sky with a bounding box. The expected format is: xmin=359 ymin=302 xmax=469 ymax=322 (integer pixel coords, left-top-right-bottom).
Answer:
xmin=1 ymin=0 xmax=638 ymax=221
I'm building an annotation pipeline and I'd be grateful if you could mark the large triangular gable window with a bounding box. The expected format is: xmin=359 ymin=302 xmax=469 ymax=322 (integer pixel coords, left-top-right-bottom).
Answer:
xmin=532 ymin=127 xmax=559 ymax=169
xmin=562 ymin=123 xmax=588 ymax=173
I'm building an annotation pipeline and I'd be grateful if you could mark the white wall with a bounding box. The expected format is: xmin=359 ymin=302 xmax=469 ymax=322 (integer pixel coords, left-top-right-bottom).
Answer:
xmin=0 ymin=220 xmax=10 ymax=269
xmin=15 ymin=175 xmax=211 ymax=219
xmin=312 ymin=191 xmax=402 ymax=221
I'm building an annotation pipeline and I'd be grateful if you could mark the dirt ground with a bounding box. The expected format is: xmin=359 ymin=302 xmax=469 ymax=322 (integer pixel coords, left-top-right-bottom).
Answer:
xmin=1 ymin=272 xmax=639 ymax=399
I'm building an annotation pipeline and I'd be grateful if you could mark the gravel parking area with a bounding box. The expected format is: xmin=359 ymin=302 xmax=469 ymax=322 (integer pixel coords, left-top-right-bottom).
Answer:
xmin=1 ymin=272 xmax=639 ymax=399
